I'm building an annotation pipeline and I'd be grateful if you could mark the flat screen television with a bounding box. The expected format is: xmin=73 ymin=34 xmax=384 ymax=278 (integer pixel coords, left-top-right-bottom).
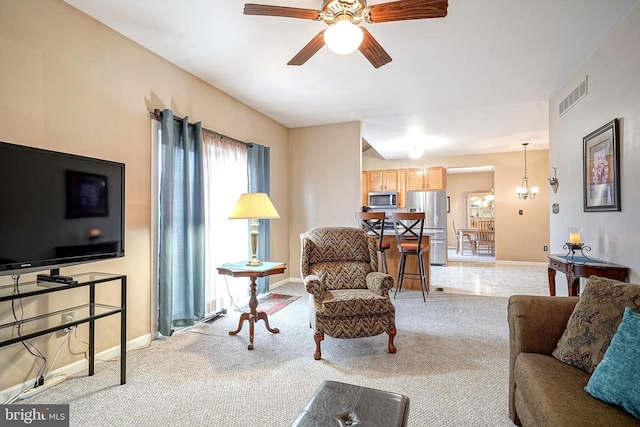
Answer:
xmin=0 ymin=141 xmax=125 ymax=276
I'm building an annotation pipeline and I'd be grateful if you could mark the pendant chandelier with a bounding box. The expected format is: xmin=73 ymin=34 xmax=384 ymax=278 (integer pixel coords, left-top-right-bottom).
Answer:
xmin=516 ymin=143 xmax=538 ymax=199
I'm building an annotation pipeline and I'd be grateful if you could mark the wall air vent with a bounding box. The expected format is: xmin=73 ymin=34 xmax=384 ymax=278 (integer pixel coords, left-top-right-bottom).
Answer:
xmin=559 ymin=76 xmax=588 ymax=117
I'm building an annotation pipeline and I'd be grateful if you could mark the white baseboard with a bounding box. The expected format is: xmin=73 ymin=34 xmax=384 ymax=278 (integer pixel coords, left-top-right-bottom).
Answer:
xmin=269 ymin=278 xmax=289 ymax=290
xmin=495 ymin=260 xmax=547 ymax=266
xmin=1 ymin=333 xmax=151 ymax=404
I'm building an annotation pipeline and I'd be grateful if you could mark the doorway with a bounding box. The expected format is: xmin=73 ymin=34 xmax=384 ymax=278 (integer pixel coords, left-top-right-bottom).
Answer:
xmin=446 ymin=166 xmax=496 ymax=263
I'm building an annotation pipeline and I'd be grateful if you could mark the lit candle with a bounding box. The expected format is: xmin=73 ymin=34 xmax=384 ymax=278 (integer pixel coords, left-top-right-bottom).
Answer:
xmin=569 ymin=233 xmax=581 ymax=244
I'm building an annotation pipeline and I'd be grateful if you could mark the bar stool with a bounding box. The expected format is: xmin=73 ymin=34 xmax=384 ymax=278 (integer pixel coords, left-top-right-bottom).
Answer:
xmin=392 ymin=212 xmax=429 ymax=302
xmin=355 ymin=211 xmax=390 ymax=274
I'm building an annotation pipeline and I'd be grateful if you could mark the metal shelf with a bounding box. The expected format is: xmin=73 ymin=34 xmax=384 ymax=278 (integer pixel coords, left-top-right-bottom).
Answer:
xmin=0 ymin=272 xmax=127 ymax=385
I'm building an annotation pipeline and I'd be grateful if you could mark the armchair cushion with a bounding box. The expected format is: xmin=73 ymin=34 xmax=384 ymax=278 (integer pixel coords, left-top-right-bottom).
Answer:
xmin=552 ymin=275 xmax=640 ymax=373
xmin=320 ymin=289 xmax=394 ymax=317
xmin=309 ymin=261 xmax=371 ymax=290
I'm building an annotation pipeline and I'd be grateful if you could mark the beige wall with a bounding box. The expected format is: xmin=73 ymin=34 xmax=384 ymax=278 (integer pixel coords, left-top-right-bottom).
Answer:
xmin=288 ymin=122 xmax=362 ymax=277
xmin=0 ymin=0 xmax=289 ymax=391
xmin=363 ymin=149 xmax=550 ymax=263
xmin=549 ymin=2 xmax=640 ymax=294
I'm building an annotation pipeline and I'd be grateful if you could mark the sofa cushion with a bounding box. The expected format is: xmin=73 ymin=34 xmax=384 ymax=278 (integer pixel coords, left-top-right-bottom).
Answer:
xmin=552 ymin=275 xmax=640 ymax=373
xmin=514 ymin=353 xmax=639 ymax=426
xmin=585 ymin=307 xmax=640 ymax=420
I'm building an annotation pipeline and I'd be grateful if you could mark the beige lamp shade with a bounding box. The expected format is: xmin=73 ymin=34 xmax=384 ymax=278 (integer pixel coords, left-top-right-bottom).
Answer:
xmin=229 ymin=193 xmax=280 ymax=220
xmin=229 ymin=193 xmax=279 ymax=266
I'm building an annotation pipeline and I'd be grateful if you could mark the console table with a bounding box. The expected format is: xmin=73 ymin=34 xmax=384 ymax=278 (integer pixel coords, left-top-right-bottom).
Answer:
xmin=547 ymin=255 xmax=629 ymax=296
xmin=0 ymin=272 xmax=126 ymax=385
xmin=217 ymin=261 xmax=286 ymax=350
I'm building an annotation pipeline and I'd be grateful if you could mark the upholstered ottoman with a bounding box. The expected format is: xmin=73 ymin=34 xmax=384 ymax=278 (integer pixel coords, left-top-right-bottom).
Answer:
xmin=291 ymin=380 xmax=410 ymax=427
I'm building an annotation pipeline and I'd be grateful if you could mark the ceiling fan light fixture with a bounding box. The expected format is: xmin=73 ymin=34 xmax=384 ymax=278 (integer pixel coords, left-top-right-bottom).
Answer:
xmin=324 ymin=20 xmax=364 ymax=55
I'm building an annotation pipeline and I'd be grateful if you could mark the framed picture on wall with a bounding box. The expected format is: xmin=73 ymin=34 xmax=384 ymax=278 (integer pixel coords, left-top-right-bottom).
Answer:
xmin=583 ymin=118 xmax=620 ymax=212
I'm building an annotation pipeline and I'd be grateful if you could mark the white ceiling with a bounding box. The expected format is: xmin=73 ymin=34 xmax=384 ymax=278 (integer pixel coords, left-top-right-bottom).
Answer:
xmin=65 ymin=0 xmax=638 ymax=160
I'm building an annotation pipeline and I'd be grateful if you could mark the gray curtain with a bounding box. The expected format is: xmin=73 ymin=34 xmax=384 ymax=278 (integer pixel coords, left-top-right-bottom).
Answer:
xmin=158 ymin=109 xmax=206 ymax=336
xmin=248 ymin=143 xmax=272 ymax=294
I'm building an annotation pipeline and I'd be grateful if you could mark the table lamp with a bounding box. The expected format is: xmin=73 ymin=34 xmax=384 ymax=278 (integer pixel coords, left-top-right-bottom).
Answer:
xmin=229 ymin=192 xmax=280 ymax=266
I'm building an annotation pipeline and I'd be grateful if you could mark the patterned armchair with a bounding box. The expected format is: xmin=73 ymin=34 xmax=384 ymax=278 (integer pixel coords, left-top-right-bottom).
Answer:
xmin=300 ymin=226 xmax=397 ymax=360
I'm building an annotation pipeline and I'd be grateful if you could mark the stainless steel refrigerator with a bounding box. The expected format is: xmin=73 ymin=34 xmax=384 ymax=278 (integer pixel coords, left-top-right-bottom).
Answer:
xmin=405 ymin=190 xmax=448 ymax=265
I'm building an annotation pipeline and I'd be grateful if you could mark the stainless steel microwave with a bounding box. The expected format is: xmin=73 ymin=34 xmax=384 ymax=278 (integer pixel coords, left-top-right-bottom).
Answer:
xmin=368 ymin=192 xmax=398 ymax=209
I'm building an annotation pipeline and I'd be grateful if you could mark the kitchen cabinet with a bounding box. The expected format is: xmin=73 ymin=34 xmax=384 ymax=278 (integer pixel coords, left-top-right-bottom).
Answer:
xmin=406 ymin=168 xmax=425 ymax=191
xmin=397 ymin=169 xmax=406 ymax=208
xmin=406 ymin=167 xmax=446 ymax=191
xmin=368 ymin=169 xmax=397 ymax=192
xmin=426 ymin=167 xmax=446 ymax=190
xmin=368 ymin=170 xmax=383 ymax=192
xmin=361 ymin=171 xmax=369 ymax=207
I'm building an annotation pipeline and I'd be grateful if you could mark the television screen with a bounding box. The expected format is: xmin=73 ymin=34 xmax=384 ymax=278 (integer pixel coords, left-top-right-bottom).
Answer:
xmin=0 ymin=141 xmax=125 ymax=275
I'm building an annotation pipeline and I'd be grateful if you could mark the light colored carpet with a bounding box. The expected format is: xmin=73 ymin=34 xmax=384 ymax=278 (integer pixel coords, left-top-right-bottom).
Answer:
xmin=21 ymin=282 xmax=514 ymax=427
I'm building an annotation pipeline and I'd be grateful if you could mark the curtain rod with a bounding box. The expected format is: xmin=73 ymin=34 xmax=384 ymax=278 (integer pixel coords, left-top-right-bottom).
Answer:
xmin=149 ymin=109 xmax=250 ymax=147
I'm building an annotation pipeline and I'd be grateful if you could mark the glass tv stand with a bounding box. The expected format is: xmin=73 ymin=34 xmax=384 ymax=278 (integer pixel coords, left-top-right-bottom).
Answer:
xmin=0 ymin=272 xmax=126 ymax=385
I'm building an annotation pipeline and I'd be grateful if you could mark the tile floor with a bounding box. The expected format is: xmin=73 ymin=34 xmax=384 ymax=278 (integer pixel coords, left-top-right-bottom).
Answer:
xmin=425 ymin=249 xmax=550 ymax=298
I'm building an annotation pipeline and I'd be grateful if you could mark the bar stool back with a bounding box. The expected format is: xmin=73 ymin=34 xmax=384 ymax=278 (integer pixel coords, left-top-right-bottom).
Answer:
xmin=355 ymin=211 xmax=390 ymax=274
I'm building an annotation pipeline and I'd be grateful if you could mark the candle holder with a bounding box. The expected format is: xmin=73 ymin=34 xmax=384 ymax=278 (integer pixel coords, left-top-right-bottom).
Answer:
xmin=562 ymin=242 xmax=593 ymax=261
xmin=563 ymin=227 xmax=592 ymax=261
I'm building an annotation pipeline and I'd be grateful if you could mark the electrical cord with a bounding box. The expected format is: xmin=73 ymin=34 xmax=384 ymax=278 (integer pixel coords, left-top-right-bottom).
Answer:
xmin=67 ymin=326 xmax=90 ymax=358
xmin=11 ymin=275 xmax=47 ymax=387
xmin=223 ymin=274 xmax=243 ymax=313
xmin=43 ymin=331 xmax=72 ymax=379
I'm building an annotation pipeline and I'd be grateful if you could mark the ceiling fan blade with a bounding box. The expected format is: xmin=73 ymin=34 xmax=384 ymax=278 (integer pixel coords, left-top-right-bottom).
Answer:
xmin=244 ymin=4 xmax=321 ymax=20
xmin=287 ymin=31 xmax=326 ymax=66
xmin=358 ymin=28 xmax=392 ymax=68
xmin=368 ymin=0 xmax=448 ymax=23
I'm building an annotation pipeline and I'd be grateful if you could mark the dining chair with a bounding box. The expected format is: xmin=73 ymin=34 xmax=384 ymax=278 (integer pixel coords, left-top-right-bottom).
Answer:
xmin=474 ymin=220 xmax=495 ymax=255
xmin=355 ymin=211 xmax=390 ymax=274
xmin=452 ymin=220 xmax=473 ymax=255
xmin=391 ymin=212 xmax=429 ymax=302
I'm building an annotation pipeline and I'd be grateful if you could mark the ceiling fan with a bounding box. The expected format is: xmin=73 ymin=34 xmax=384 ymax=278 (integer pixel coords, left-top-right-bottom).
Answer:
xmin=243 ymin=0 xmax=448 ymax=68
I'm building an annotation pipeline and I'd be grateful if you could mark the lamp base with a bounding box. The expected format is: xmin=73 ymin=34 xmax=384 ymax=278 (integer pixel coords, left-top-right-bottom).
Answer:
xmin=246 ymin=219 xmax=262 ymax=267
xmin=246 ymin=257 xmax=263 ymax=267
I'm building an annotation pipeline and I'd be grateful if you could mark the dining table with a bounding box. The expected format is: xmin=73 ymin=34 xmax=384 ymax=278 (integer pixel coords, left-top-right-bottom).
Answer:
xmin=457 ymin=228 xmax=479 ymax=254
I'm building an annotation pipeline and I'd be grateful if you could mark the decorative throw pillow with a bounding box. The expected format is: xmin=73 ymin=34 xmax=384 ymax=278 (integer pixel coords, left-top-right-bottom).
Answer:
xmin=552 ymin=275 xmax=640 ymax=373
xmin=585 ymin=307 xmax=640 ymax=420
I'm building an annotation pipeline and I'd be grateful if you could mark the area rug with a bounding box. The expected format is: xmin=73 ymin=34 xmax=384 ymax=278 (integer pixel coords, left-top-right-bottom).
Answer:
xmin=239 ymin=293 xmax=300 ymax=315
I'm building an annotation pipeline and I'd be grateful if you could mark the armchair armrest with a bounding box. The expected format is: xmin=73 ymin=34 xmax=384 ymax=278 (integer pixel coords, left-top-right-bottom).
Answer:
xmin=304 ymin=275 xmax=327 ymax=303
xmin=366 ymin=272 xmax=394 ymax=296
xmin=507 ymin=295 xmax=579 ymax=422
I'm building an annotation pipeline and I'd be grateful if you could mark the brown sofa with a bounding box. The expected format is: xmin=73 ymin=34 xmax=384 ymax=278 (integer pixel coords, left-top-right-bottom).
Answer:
xmin=508 ymin=295 xmax=640 ymax=426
